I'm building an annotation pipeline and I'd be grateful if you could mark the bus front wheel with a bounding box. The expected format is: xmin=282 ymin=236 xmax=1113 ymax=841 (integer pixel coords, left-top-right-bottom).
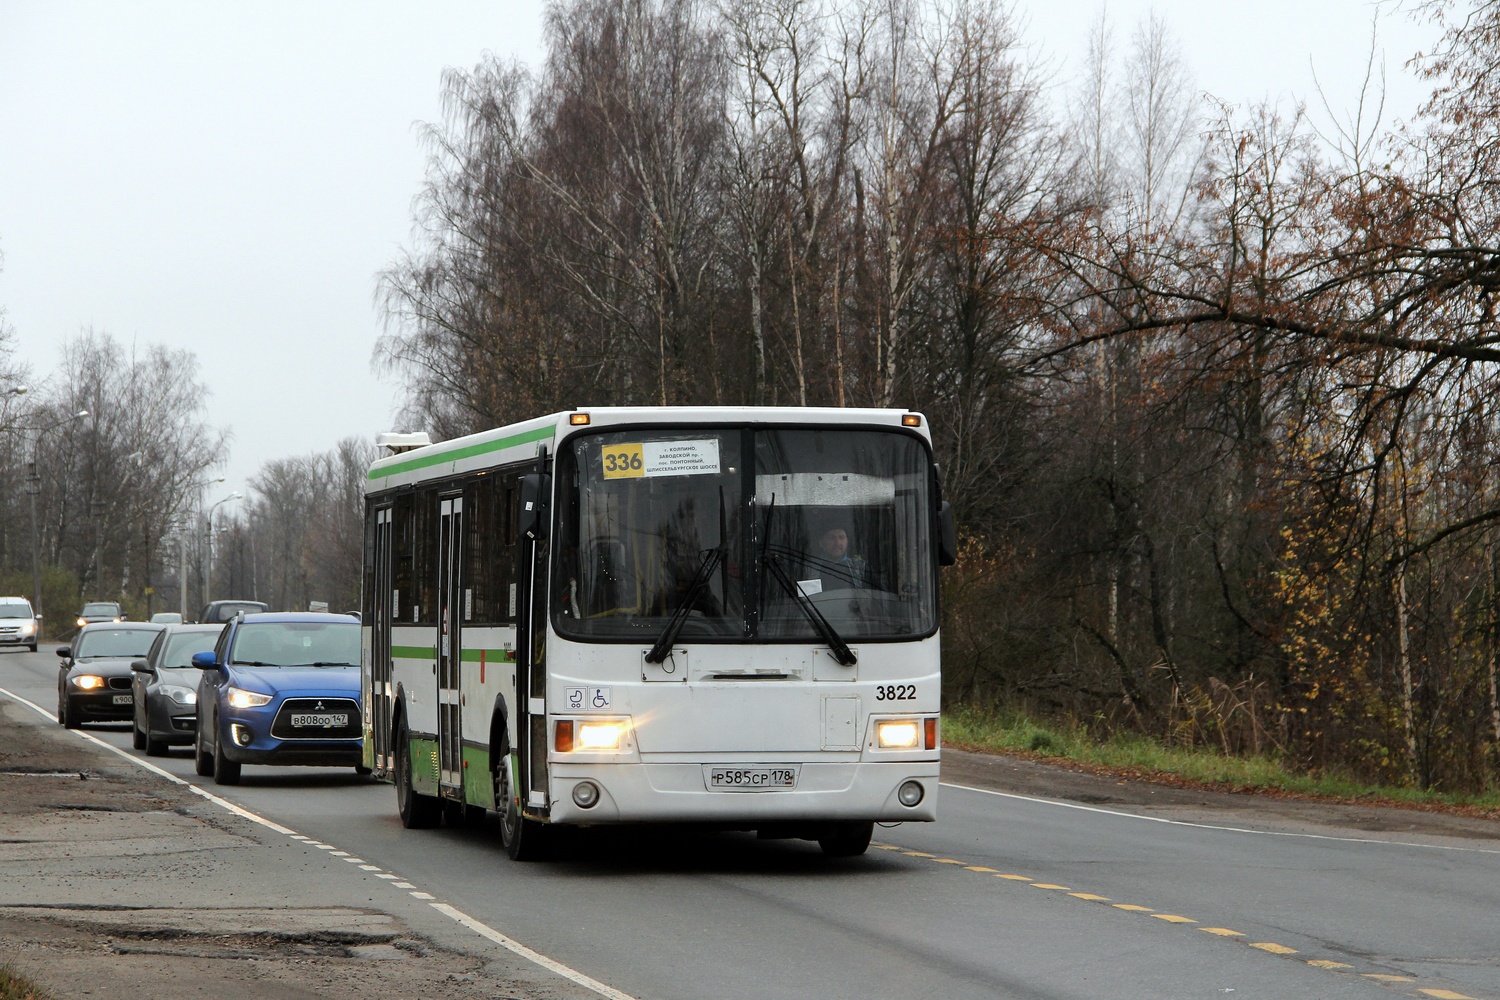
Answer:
xmin=394 ymin=722 xmax=441 ymax=829
xmin=493 ymin=749 xmax=547 ymax=861
xmin=818 ymin=821 xmax=874 ymax=858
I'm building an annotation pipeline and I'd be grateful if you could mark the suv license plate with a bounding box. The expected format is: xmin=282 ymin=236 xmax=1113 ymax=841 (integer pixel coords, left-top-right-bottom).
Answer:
xmin=112 ymin=694 xmax=133 ymax=705
xmin=291 ymin=713 xmax=348 ymax=728
xmin=707 ymin=767 xmax=798 ymax=790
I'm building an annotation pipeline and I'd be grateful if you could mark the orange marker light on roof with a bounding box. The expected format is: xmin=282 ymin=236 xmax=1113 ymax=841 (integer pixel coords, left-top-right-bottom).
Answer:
xmin=570 ymin=413 xmax=591 ymax=425
xmin=902 ymin=414 xmax=922 ymax=427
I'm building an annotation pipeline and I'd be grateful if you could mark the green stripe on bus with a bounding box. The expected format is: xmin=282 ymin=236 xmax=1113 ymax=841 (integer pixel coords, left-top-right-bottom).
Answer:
xmin=391 ymin=645 xmax=436 ymax=659
xmin=459 ymin=647 xmax=516 ymax=662
xmin=367 ymin=425 xmax=555 ymax=481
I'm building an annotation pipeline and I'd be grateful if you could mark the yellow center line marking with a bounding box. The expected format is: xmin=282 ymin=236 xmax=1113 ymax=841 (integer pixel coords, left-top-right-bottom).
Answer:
xmin=1249 ymin=942 xmax=1298 ymax=955
xmin=932 ymin=858 xmax=967 ymax=864
xmin=1417 ymin=991 xmax=1474 ymax=999
xmin=964 ymin=866 xmax=997 ymax=872
xmin=1364 ymin=974 xmax=1415 ymax=982
xmin=1069 ymin=893 xmax=1110 ymax=901
xmin=873 ymin=844 xmax=903 ymax=851
xmin=1152 ymin=914 xmax=1197 ymax=924
xmin=1199 ymin=928 xmax=1244 ymax=937
xmin=994 ymin=874 xmax=1033 ymax=881
xmin=1113 ymin=904 xmax=1153 ymax=912
xmin=1306 ymin=960 xmax=1352 ymax=970
xmin=902 ymin=851 xmax=935 ymax=857
xmin=1029 ymin=883 xmax=1071 ymax=890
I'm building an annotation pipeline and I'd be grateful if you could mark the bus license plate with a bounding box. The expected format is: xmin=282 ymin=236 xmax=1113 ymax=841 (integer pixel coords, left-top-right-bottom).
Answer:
xmin=292 ymin=713 xmax=347 ymax=729
xmin=707 ymin=767 xmax=798 ymax=790
xmin=112 ymin=694 xmax=133 ymax=705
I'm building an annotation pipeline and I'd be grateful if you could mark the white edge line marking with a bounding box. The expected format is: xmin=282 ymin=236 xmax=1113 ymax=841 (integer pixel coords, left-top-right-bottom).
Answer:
xmin=431 ymin=902 xmax=640 ymax=1000
xmin=0 ymin=684 xmax=299 ymax=834
xmin=940 ymin=782 xmax=1500 ymax=855
xmin=1 ymin=685 xmax=641 ymax=1000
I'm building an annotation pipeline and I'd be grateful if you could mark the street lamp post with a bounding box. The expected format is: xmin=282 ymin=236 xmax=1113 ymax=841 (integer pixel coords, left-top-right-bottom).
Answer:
xmin=174 ymin=477 xmax=224 ymax=619
xmin=203 ymin=491 xmax=241 ymax=608
xmin=25 ymin=409 xmax=89 ymax=628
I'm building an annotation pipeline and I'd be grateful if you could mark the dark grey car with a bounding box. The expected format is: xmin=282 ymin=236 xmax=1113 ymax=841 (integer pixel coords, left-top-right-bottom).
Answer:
xmin=130 ymin=623 xmax=224 ymax=755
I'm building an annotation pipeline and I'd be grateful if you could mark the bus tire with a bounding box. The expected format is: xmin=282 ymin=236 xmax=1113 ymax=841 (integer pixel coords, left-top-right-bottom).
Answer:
xmin=818 ymin=821 xmax=873 ymax=858
xmin=394 ymin=722 xmax=441 ymax=829
xmin=493 ymin=749 xmax=547 ymax=861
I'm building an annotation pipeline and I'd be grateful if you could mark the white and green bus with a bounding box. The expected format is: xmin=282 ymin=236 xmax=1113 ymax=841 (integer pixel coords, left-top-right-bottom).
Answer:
xmin=361 ymin=407 xmax=955 ymax=859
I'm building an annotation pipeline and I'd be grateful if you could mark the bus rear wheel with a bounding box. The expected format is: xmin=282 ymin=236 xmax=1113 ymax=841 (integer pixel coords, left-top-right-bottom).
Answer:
xmin=394 ymin=722 xmax=441 ymax=829
xmin=493 ymin=749 xmax=547 ymax=861
xmin=818 ymin=821 xmax=874 ymax=857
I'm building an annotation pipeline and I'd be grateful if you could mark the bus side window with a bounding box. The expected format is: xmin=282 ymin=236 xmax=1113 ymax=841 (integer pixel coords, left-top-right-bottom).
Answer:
xmin=393 ymin=492 xmax=415 ymax=622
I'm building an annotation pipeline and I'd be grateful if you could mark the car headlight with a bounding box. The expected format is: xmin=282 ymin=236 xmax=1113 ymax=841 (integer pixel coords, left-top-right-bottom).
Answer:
xmin=875 ymin=720 xmax=921 ymax=749
xmin=73 ymin=675 xmax=105 ymax=690
xmin=226 ymin=686 xmax=272 ymax=708
xmin=76 ymin=617 xmax=88 ymax=628
xmin=18 ymin=623 xmax=34 ymax=635
xmin=161 ymin=684 xmax=197 ymax=705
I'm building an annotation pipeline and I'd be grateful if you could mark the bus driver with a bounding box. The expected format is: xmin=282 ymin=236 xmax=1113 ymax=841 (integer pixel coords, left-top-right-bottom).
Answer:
xmin=815 ymin=524 xmax=868 ymax=589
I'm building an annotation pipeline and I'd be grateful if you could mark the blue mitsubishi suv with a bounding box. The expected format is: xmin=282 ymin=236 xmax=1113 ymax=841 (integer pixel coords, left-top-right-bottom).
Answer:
xmin=192 ymin=611 xmax=365 ymax=785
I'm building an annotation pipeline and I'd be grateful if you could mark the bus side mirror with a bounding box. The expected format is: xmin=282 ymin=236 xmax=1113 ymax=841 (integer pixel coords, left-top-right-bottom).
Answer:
xmin=519 ymin=473 xmax=550 ymax=541
xmin=937 ymin=501 xmax=957 ymax=566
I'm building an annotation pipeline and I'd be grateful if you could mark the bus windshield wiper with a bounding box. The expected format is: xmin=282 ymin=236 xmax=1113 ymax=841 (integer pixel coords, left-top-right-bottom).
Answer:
xmin=762 ymin=553 xmax=857 ymax=666
xmin=645 ymin=548 xmax=724 ymax=664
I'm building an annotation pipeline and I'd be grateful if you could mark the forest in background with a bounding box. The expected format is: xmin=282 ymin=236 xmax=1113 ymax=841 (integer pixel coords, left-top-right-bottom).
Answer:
xmin=376 ymin=0 xmax=1500 ymax=793
xmin=2 ymin=0 xmax=1496 ymax=794
xmin=0 ymin=329 xmax=370 ymax=628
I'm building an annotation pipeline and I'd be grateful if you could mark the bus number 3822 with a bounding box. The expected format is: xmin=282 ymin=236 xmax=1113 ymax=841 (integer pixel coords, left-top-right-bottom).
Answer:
xmin=875 ymin=684 xmax=917 ymax=701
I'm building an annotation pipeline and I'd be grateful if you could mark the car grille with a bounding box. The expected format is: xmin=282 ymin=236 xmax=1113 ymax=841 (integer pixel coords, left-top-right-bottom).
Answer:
xmin=270 ymin=697 xmax=361 ymax=740
xmin=108 ymin=676 xmax=132 ymax=690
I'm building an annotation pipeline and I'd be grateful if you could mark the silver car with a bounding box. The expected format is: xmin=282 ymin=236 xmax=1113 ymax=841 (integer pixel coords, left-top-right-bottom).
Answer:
xmin=130 ymin=623 xmax=224 ymax=755
xmin=0 ymin=597 xmax=39 ymax=652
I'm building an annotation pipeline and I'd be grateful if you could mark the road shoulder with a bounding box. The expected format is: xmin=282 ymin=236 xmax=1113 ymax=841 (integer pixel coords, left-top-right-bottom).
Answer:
xmin=0 ymin=696 xmax=597 ymax=1000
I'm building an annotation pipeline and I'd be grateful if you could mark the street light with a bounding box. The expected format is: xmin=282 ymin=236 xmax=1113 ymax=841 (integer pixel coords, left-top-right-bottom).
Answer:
xmin=203 ymin=491 xmax=242 ymax=609
xmin=179 ymin=477 xmax=225 ymax=618
xmin=26 ymin=409 xmax=89 ymax=627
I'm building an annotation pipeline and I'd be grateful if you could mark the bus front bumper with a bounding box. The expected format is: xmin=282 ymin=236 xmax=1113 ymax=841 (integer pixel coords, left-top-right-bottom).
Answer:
xmin=545 ymin=758 xmax=938 ymax=825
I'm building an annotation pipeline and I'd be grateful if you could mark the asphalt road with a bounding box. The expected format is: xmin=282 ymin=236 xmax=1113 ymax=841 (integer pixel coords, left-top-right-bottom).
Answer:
xmin=7 ymin=644 xmax=1498 ymax=1000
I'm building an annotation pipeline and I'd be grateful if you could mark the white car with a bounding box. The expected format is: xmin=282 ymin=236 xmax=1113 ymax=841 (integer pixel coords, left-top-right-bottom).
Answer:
xmin=0 ymin=596 xmax=39 ymax=652
xmin=150 ymin=612 xmax=184 ymax=624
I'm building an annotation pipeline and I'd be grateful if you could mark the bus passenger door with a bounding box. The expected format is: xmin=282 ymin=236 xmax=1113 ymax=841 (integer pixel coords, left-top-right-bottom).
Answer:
xmin=437 ymin=495 xmax=464 ymax=794
xmin=371 ymin=506 xmax=394 ymax=772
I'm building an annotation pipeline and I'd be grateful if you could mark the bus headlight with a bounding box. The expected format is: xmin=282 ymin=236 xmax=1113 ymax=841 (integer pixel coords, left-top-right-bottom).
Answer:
xmin=876 ymin=720 xmax=920 ymax=749
xmin=578 ymin=721 xmax=626 ymax=750
xmin=556 ymin=718 xmax=631 ymax=753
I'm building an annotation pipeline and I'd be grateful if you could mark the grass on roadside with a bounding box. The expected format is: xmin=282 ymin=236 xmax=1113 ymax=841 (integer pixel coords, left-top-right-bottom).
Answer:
xmin=0 ymin=965 xmax=56 ymax=1000
xmin=942 ymin=705 xmax=1500 ymax=816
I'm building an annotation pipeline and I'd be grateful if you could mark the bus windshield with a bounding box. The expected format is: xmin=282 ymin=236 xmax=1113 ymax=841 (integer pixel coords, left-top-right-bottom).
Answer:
xmin=556 ymin=426 xmax=937 ymax=642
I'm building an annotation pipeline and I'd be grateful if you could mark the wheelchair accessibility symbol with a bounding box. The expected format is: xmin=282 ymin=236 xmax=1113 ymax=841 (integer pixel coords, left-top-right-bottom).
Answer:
xmin=565 ymin=686 xmax=612 ymax=710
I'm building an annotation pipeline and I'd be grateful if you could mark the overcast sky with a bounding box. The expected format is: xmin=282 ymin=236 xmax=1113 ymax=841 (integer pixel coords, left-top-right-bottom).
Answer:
xmin=0 ymin=1 xmax=1441 ymax=509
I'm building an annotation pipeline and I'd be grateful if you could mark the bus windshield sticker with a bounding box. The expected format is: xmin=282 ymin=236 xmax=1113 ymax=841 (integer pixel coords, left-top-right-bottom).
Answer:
xmin=602 ymin=439 xmax=720 ymax=480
